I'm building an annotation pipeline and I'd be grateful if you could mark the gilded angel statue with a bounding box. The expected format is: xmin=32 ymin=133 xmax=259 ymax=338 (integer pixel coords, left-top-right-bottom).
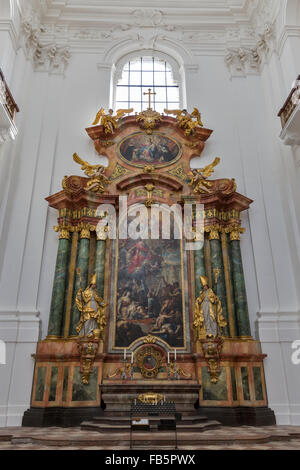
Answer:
xmin=92 ymin=108 xmax=133 ymax=134
xmin=189 ymin=157 xmax=221 ymax=194
xmin=164 ymin=107 xmax=203 ymax=135
xmin=73 ymin=152 xmax=109 ymax=193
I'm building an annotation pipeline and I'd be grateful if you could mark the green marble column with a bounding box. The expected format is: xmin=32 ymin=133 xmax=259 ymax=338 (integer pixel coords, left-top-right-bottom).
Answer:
xmin=210 ymin=238 xmax=230 ymax=337
xmin=230 ymin=239 xmax=251 ymax=337
xmin=69 ymin=235 xmax=90 ymax=336
xmin=48 ymin=236 xmax=71 ymax=337
xmin=194 ymin=244 xmax=206 ymax=298
xmin=95 ymin=239 xmax=106 ymax=298
xmin=221 ymin=232 xmax=237 ymax=337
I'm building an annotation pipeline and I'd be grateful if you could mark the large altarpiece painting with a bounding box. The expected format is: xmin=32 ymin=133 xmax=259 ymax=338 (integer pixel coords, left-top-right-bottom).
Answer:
xmin=113 ymin=233 xmax=185 ymax=349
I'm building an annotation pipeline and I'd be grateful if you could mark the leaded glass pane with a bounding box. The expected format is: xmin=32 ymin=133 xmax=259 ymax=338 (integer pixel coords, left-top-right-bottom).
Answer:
xmin=116 ymin=56 xmax=180 ymax=112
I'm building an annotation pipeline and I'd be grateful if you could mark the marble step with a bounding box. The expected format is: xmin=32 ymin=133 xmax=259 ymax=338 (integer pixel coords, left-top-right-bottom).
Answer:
xmin=129 ymin=432 xmax=272 ymax=447
xmin=7 ymin=428 xmax=292 ymax=447
xmin=176 ymin=421 xmax=221 ymax=432
xmin=0 ymin=435 xmax=13 ymax=443
xmin=81 ymin=422 xmax=131 ymax=432
xmin=91 ymin=415 xmax=209 ymax=426
xmin=131 ymin=446 xmax=176 ymax=450
xmin=176 ymin=416 xmax=211 ymax=424
xmin=81 ymin=419 xmax=220 ymax=434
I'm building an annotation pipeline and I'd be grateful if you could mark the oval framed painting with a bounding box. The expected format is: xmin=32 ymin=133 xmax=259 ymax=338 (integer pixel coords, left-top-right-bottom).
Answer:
xmin=117 ymin=132 xmax=182 ymax=168
xmin=143 ymin=355 xmax=157 ymax=371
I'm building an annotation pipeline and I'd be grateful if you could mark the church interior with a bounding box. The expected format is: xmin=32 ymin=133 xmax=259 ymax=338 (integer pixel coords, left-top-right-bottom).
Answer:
xmin=0 ymin=0 xmax=300 ymax=451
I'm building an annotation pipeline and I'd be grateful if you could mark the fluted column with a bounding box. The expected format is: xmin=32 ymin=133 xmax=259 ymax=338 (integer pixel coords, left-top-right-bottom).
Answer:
xmin=69 ymin=226 xmax=91 ymax=336
xmin=47 ymin=227 xmax=71 ymax=337
xmin=229 ymin=227 xmax=251 ymax=337
xmin=207 ymin=226 xmax=230 ymax=337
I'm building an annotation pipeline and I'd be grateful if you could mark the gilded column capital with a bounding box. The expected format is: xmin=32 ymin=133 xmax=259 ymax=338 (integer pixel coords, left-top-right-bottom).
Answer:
xmin=54 ymin=225 xmax=73 ymax=240
xmin=96 ymin=226 xmax=109 ymax=241
xmin=80 ymin=226 xmax=91 ymax=239
xmin=224 ymin=224 xmax=245 ymax=241
xmin=77 ymin=223 xmax=96 ymax=239
xmin=205 ymin=224 xmax=221 ymax=241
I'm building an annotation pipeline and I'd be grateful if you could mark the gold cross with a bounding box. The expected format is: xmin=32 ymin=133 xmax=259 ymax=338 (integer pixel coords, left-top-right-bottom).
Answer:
xmin=143 ymin=88 xmax=156 ymax=110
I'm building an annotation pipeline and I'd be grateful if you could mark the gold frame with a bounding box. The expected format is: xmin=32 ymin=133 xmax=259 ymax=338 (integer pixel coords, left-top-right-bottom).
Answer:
xmin=135 ymin=346 xmax=164 ymax=379
xmin=116 ymin=131 xmax=183 ymax=169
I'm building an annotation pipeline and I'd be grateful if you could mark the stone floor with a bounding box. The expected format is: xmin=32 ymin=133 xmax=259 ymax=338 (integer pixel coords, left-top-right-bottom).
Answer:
xmin=1 ymin=425 xmax=300 ymax=450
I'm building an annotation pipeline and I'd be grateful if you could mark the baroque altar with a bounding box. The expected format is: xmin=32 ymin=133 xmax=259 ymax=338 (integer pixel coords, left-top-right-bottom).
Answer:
xmin=23 ymin=103 xmax=275 ymax=427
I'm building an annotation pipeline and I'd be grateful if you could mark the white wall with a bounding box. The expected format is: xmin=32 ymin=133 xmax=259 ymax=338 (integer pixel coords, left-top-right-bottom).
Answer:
xmin=0 ymin=0 xmax=40 ymax=427
xmin=0 ymin=0 xmax=300 ymax=426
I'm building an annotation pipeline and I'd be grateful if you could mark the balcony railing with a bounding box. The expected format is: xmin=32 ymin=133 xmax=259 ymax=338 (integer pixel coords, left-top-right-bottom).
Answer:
xmin=278 ymin=75 xmax=300 ymax=129
xmin=0 ymin=68 xmax=19 ymax=123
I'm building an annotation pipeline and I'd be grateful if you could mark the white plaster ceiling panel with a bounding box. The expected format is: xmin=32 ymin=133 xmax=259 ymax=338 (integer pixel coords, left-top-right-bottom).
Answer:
xmin=17 ymin=0 xmax=280 ymax=66
xmin=40 ymin=0 xmax=251 ymax=25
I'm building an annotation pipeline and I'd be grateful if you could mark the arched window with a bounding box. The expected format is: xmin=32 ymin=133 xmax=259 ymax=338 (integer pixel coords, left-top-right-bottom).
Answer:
xmin=115 ymin=56 xmax=180 ymax=114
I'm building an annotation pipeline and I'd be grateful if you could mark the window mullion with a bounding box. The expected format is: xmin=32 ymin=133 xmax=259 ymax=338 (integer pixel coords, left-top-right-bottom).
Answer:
xmin=140 ymin=57 xmax=143 ymax=112
xmin=153 ymin=57 xmax=155 ymax=111
xmin=165 ymin=61 xmax=168 ymax=109
xmin=128 ymin=61 xmax=131 ymax=109
xmin=116 ymin=56 xmax=180 ymax=112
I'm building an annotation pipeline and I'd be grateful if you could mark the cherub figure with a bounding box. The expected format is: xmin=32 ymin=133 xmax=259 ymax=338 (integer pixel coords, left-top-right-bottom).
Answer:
xmin=189 ymin=157 xmax=221 ymax=194
xmin=73 ymin=153 xmax=109 ymax=193
xmin=92 ymin=108 xmax=133 ymax=134
xmin=164 ymin=107 xmax=203 ymax=135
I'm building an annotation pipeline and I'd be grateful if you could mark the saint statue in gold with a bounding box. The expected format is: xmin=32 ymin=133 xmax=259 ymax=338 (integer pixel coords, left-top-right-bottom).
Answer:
xmin=193 ymin=276 xmax=227 ymax=340
xmin=75 ymin=273 xmax=107 ymax=340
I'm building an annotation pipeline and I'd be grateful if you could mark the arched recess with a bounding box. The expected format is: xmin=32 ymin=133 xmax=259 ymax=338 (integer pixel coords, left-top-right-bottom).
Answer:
xmin=103 ymin=36 xmax=197 ymax=110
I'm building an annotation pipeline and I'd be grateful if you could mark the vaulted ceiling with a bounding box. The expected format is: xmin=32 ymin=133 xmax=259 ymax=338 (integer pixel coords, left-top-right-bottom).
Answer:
xmin=16 ymin=0 xmax=281 ymax=65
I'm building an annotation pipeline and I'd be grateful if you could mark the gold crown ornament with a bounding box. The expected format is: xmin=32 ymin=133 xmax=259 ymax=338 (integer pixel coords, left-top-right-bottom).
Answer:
xmin=200 ymin=276 xmax=209 ymax=287
xmin=90 ymin=273 xmax=97 ymax=285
